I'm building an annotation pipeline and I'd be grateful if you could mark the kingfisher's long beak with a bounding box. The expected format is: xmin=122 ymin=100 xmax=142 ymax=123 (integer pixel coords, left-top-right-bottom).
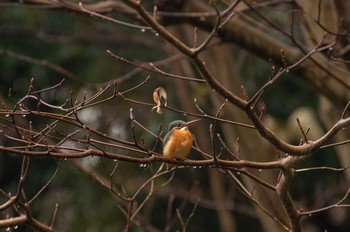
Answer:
xmin=184 ymin=119 xmax=201 ymax=127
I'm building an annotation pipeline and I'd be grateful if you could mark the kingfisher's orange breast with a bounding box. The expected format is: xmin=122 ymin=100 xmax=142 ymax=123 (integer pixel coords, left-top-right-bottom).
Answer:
xmin=163 ymin=128 xmax=193 ymax=160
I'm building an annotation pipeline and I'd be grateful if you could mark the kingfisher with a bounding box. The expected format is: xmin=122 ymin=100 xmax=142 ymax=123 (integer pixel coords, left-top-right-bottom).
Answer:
xmin=163 ymin=119 xmax=201 ymax=169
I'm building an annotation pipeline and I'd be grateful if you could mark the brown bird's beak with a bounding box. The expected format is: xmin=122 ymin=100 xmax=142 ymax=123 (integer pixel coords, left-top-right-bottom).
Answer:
xmin=184 ymin=119 xmax=201 ymax=127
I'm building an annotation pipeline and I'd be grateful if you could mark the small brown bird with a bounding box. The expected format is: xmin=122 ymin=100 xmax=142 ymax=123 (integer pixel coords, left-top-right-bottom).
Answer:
xmin=152 ymin=87 xmax=167 ymax=114
xmin=163 ymin=119 xmax=200 ymax=169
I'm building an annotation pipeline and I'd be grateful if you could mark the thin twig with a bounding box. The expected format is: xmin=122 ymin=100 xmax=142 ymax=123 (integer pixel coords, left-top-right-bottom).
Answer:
xmin=300 ymin=187 xmax=350 ymax=216
xmin=29 ymin=161 xmax=61 ymax=204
